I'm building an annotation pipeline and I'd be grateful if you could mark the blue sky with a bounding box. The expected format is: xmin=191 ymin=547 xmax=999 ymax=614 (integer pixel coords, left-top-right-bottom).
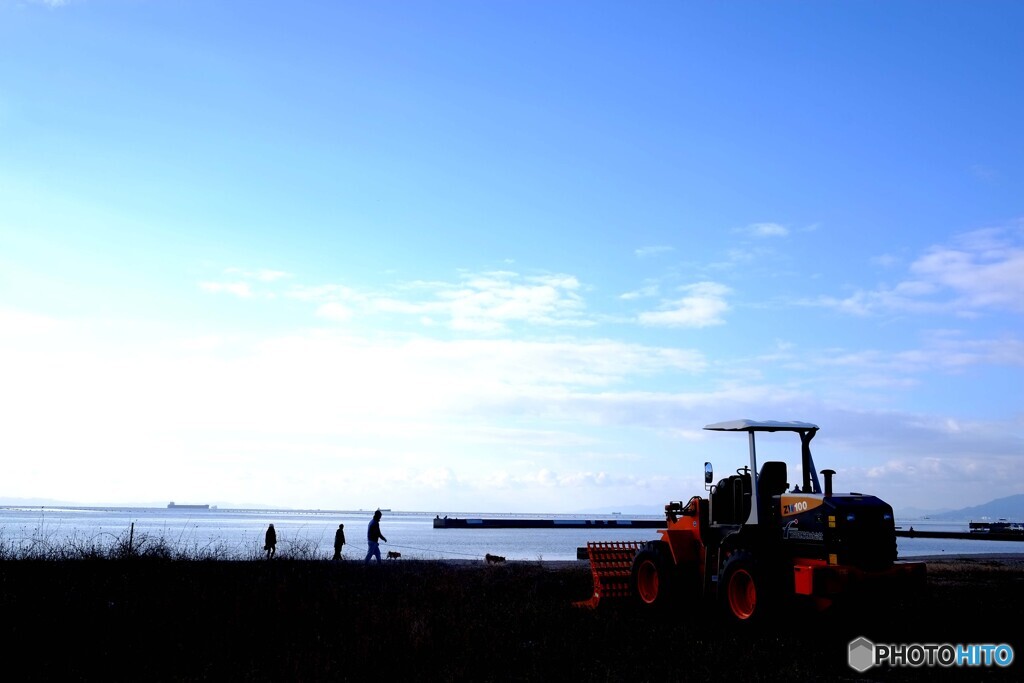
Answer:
xmin=1 ymin=1 xmax=1021 ymax=515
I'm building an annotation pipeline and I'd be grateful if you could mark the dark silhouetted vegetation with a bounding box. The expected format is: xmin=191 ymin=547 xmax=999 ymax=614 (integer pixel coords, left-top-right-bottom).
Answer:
xmin=0 ymin=524 xmax=326 ymax=562
xmin=0 ymin=543 xmax=1020 ymax=681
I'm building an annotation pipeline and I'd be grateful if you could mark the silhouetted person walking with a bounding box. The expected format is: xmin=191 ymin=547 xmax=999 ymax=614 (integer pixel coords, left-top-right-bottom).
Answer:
xmin=364 ymin=509 xmax=387 ymax=563
xmin=333 ymin=523 xmax=346 ymax=560
xmin=264 ymin=523 xmax=277 ymax=559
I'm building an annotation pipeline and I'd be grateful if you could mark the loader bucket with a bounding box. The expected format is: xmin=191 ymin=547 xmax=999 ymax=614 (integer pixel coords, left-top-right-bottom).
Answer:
xmin=572 ymin=541 xmax=644 ymax=609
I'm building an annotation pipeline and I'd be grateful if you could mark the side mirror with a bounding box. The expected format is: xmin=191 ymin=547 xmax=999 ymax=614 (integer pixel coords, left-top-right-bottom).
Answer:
xmin=704 ymin=462 xmax=714 ymax=485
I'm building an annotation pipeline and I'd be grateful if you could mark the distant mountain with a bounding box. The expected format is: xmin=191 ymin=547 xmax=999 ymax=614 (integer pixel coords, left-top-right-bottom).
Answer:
xmin=907 ymin=494 xmax=1024 ymax=522
xmin=896 ymin=505 xmax=956 ymax=519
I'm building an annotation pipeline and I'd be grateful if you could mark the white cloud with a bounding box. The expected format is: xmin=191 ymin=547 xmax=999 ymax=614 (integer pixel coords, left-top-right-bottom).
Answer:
xmin=870 ymin=253 xmax=900 ymax=268
xmin=316 ymin=302 xmax=353 ymax=321
xmin=637 ymin=281 xmax=731 ymax=328
xmin=207 ymin=268 xmax=592 ymax=332
xmin=969 ymin=164 xmax=997 ymax=181
xmin=225 ymin=267 xmax=290 ymax=282
xmin=200 ymin=281 xmax=252 ymax=298
xmin=706 ymin=246 xmax=769 ymax=271
xmin=910 ymin=229 xmax=1024 ymax=313
xmin=3 ymin=308 xmax=1021 ymax=511
xmin=416 ymin=467 xmax=455 ymax=490
xmin=288 ymin=283 xmax=360 ymax=302
xmin=635 ymin=245 xmax=674 ymax=258
xmin=0 ymin=307 xmax=63 ymax=336
xmin=747 ymin=222 xmax=789 ymax=238
xmin=439 ymin=272 xmax=587 ymax=331
xmin=815 ymin=224 xmax=1024 ymax=317
xmin=9 ymin=250 xmax=1021 ymax=512
xmin=0 ymin=314 xmax=720 ymax=509
xmin=179 ymin=335 xmax=227 ymax=352
xmin=619 ymin=284 xmax=659 ymax=300
xmin=810 ymin=335 xmax=1024 ymax=375
xmin=255 ymin=269 xmax=289 ymax=282
xmin=294 ymin=270 xmax=591 ymax=332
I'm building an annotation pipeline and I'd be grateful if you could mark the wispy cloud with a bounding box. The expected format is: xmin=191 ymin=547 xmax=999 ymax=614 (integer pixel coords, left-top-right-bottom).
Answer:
xmin=289 ymin=283 xmax=362 ymax=303
xmin=289 ymin=270 xmax=591 ymax=332
xmin=744 ymin=222 xmax=790 ymax=238
xmin=200 ymin=267 xmax=291 ymax=299
xmin=634 ymin=245 xmax=674 ymax=258
xmin=226 ymin=267 xmax=290 ymax=282
xmin=200 ymin=281 xmax=253 ymax=298
xmin=315 ymin=302 xmax=353 ymax=322
xmin=435 ymin=272 xmax=587 ymax=332
xmin=706 ymin=246 xmax=774 ymax=272
xmin=969 ymin=164 xmax=997 ymax=181
xmin=910 ymin=227 xmax=1024 ymax=313
xmin=0 ymin=308 xmax=63 ymax=336
xmin=809 ymin=334 xmax=1024 ymax=379
xmin=637 ymin=281 xmax=731 ymax=328
xmin=814 ymin=224 xmax=1024 ymax=316
xmin=870 ymin=253 xmax=900 ymax=268
xmin=3 ymin=303 xmax=1020 ymax=511
xmin=619 ymin=284 xmax=659 ymax=301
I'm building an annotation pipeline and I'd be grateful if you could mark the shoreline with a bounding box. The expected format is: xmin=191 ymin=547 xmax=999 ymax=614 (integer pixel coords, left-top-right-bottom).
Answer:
xmin=908 ymin=551 xmax=1024 ymax=561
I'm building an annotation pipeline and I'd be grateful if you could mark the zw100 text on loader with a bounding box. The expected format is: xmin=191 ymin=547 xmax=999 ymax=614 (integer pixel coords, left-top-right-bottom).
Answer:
xmin=576 ymin=420 xmax=926 ymax=622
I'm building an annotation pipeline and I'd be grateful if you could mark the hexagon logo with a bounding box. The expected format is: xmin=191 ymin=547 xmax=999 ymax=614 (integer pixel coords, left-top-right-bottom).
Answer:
xmin=848 ymin=637 xmax=875 ymax=672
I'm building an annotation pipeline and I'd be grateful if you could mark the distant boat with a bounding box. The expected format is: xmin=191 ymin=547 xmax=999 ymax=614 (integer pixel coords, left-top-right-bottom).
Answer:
xmin=167 ymin=502 xmax=210 ymax=510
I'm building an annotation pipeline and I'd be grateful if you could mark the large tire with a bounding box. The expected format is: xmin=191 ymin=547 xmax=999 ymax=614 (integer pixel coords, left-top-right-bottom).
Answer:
xmin=720 ymin=552 xmax=765 ymax=624
xmin=630 ymin=544 xmax=674 ymax=609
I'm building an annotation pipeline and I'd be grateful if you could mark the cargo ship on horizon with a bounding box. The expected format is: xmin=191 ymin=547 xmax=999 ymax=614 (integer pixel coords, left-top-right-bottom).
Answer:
xmin=167 ymin=502 xmax=212 ymax=510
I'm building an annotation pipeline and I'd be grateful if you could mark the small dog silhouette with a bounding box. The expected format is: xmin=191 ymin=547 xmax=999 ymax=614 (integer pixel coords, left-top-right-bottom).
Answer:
xmin=485 ymin=553 xmax=506 ymax=564
xmin=386 ymin=551 xmax=402 ymax=560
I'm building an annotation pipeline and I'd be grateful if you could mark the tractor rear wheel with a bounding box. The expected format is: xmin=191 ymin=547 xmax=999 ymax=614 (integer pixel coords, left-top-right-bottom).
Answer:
xmin=720 ymin=553 xmax=765 ymax=624
xmin=630 ymin=545 xmax=673 ymax=609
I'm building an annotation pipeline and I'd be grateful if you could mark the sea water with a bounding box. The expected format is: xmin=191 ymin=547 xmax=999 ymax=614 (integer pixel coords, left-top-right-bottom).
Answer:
xmin=0 ymin=507 xmax=1020 ymax=562
xmin=0 ymin=506 xmax=664 ymax=562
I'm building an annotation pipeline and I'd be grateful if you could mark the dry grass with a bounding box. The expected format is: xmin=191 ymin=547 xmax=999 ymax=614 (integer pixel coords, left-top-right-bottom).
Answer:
xmin=0 ymin=554 xmax=1020 ymax=681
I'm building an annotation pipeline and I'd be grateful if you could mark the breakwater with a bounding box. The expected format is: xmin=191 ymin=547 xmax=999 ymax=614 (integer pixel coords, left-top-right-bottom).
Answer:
xmin=432 ymin=517 xmax=664 ymax=529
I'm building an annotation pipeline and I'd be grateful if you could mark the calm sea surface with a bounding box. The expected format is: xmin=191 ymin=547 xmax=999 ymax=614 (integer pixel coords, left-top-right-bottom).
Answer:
xmin=0 ymin=507 xmax=1020 ymax=562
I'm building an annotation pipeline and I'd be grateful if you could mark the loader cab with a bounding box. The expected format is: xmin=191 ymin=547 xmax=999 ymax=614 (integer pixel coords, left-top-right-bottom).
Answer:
xmin=703 ymin=420 xmax=822 ymax=527
xmin=707 ymin=465 xmax=752 ymax=526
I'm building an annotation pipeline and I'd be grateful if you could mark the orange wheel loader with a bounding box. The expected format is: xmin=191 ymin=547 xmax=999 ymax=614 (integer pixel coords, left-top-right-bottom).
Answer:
xmin=575 ymin=420 xmax=926 ymax=623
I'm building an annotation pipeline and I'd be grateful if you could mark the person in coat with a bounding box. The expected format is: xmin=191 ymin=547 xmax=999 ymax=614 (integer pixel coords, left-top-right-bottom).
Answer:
xmin=364 ymin=510 xmax=387 ymax=563
xmin=332 ymin=523 xmax=346 ymax=560
xmin=264 ymin=523 xmax=277 ymax=559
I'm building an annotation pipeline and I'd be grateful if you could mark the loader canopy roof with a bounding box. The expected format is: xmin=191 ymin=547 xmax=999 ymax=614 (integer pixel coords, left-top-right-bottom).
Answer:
xmin=704 ymin=419 xmax=819 ymax=433
xmin=704 ymin=419 xmax=822 ymax=500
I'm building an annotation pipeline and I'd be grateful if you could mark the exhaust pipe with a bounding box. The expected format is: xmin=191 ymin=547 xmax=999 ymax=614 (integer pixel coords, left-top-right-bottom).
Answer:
xmin=821 ymin=469 xmax=835 ymax=497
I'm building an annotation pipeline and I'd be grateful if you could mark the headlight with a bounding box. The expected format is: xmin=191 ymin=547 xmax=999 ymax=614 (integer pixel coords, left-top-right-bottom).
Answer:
xmin=846 ymin=513 xmax=856 ymax=522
